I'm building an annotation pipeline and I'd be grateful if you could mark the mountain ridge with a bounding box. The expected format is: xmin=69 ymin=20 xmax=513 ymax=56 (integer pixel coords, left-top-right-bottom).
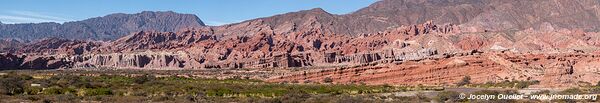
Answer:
xmin=0 ymin=11 xmax=205 ymax=41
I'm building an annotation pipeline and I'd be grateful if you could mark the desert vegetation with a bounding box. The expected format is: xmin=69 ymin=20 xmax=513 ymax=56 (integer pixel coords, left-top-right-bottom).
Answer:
xmin=0 ymin=71 xmax=424 ymax=102
xmin=470 ymin=80 xmax=540 ymax=89
xmin=455 ymin=76 xmax=471 ymax=86
xmin=1 ymin=70 xmax=599 ymax=102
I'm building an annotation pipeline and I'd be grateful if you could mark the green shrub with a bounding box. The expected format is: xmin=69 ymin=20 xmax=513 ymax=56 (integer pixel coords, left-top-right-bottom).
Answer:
xmin=50 ymin=75 xmax=81 ymax=88
xmin=0 ymin=71 xmax=415 ymax=102
xmin=0 ymin=73 xmax=29 ymax=95
xmin=79 ymin=88 xmax=113 ymax=96
xmin=25 ymin=86 xmax=43 ymax=95
xmin=0 ymin=73 xmax=33 ymax=80
xmin=0 ymin=79 xmax=24 ymax=95
xmin=43 ymin=87 xmax=63 ymax=95
xmin=62 ymin=88 xmax=77 ymax=95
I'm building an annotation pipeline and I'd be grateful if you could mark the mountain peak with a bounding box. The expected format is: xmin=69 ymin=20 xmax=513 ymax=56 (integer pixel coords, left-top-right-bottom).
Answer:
xmin=308 ymin=8 xmax=326 ymax=12
xmin=302 ymin=8 xmax=330 ymax=15
xmin=139 ymin=11 xmax=205 ymax=26
xmin=140 ymin=11 xmax=175 ymax=14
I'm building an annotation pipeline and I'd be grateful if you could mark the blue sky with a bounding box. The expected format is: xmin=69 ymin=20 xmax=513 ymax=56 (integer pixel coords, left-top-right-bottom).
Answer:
xmin=0 ymin=0 xmax=378 ymax=26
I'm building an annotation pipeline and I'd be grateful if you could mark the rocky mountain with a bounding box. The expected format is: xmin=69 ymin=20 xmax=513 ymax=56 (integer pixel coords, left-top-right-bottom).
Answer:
xmin=1 ymin=0 xmax=600 ymax=87
xmin=226 ymin=0 xmax=600 ymax=36
xmin=3 ymin=0 xmax=599 ymax=41
xmin=358 ymin=0 xmax=600 ymax=32
xmin=0 ymin=11 xmax=205 ymax=41
xmin=4 ymin=0 xmax=600 ymax=69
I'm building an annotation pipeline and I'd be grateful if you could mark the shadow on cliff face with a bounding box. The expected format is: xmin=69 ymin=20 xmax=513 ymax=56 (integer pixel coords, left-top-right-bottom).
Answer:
xmin=0 ymin=54 xmax=71 ymax=70
xmin=0 ymin=53 xmax=24 ymax=70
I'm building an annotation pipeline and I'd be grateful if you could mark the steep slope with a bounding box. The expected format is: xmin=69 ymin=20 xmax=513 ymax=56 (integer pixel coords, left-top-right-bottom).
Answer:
xmin=348 ymin=0 xmax=488 ymax=33
xmin=460 ymin=0 xmax=600 ymax=32
xmin=19 ymin=38 xmax=104 ymax=55
xmin=210 ymin=0 xmax=600 ymax=38
xmin=0 ymin=39 xmax=24 ymax=53
xmin=8 ymin=22 xmax=457 ymax=69
xmin=0 ymin=11 xmax=205 ymax=41
xmin=355 ymin=0 xmax=600 ymax=32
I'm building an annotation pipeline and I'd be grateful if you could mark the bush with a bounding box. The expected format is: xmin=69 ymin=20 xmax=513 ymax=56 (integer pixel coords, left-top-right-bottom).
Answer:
xmin=50 ymin=75 xmax=81 ymax=88
xmin=323 ymin=77 xmax=333 ymax=83
xmin=185 ymin=93 xmax=207 ymax=102
xmin=25 ymin=86 xmax=43 ymax=95
xmin=434 ymin=91 xmax=461 ymax=102
xmin=0 ymin=71 xmax=414 ymax=102
xmin=596 ymin=81 xmax=600 ymax=87
xmin=23 ymin=95 xmax=41 ymax=101
xmin=0 ymin=76 xmax=26 ymax=95
xmin=336 ymin=94 xmax=374 ymax=103
xmin=134 ymin=74 xmax=154 ymax=84
xmin=83 ymin=88 xmax=113 ymax=96
xmin=456 ymin=76 xmax=471 ymax=86
xmin=590 ymin=87 xmax=600 ymax=94
xmin=560 ymin=88 xmax=583 ymax=94
xmin=514 ymin=81 xmax=531 ymax=89
xmin=278 ymin=91 xmax=311 ymax=103
xmin=43 ymin=87 xmax=64 ymax=95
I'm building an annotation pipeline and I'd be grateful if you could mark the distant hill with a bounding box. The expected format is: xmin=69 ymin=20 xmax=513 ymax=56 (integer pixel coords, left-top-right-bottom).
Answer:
xmin=354 ymin=0 xmax=600 ymax=32
xmin=221 ymin=0 xmax=600 ymax=36
xmin=0 ymin=11 xmax=205 ymax=41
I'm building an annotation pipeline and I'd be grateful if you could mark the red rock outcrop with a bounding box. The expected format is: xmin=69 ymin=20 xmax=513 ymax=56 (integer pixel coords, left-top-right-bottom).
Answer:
xmin=268 ymin=52 xmax=600 ymax=88
xmin=4 ymin=0 xmax=600 ymax=88
xmin=0 ymin=39 xmax=27 ymax=53
xmin=19 ymin=38 xmax=103 ymax=55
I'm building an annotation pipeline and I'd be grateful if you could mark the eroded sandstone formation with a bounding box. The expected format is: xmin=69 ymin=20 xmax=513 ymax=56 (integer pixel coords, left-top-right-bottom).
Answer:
xmin=268 ymin=52 xmax=600 ymax=88
xmin=3 ymin=0 xmax=600 ymax=88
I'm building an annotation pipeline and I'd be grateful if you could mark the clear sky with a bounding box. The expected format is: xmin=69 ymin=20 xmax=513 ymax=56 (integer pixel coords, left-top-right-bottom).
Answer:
xmin=0 ymin=0 xmax=378 ymax=26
